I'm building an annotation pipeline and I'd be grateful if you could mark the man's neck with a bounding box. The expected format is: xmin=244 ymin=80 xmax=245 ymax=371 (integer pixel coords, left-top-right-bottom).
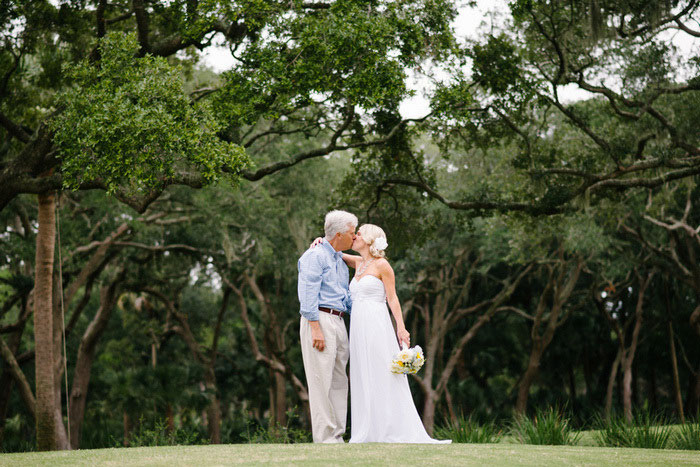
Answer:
xmin=327 ymin=237 xmax=343 ymax=252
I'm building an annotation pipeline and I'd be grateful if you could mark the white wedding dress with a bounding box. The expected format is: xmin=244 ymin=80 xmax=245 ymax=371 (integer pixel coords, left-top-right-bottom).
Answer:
xmin=348 ymin=274 xmax=451 ymax=443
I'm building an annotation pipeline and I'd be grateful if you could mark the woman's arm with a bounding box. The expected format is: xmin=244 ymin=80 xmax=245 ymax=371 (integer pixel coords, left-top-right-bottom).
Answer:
xmin=309 ymin=238 xmax=361 ymax=268
xmin=342 ymin=253 xmax=362 ymax=269
xmin=378 ymin=260 xmax=410 ymax=348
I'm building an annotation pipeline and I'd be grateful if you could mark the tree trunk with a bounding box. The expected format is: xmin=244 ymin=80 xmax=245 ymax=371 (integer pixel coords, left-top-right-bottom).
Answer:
xmin=620 ymin=271 xmax=651 ymax=423
xmin=516 ymin=257 xmax=582 ymax=415
xmin=663 ymin=285 xmax=685 ymax=423
xmin=68 ymin=279 xmax=122 ymax=448
xmin=421 ymin=389 xmax=438 ymax=435
xmin=274 ymin=371 xmax=287 ymax=426
xmin=52 ymin=270 xmax=70 ymax=450
xmin=204 ymin=371 xmax=221 ymax=444
xmin=206 ymin=395 xmax=221 ymax=443
xmin=516 ymin=341 xmax=545 ymax=415
xmin=621 ymin=356 xmax=634 ymax=423
xmin=605 ymin=349 xmax=621 ymax=420
xmin=667 ymin=320 xmax=685 ymax=423
xmin=166 ymin=404 xmax=174 ymax=434
xmin=632 ymin=359 xmax=639 ymax=407
xmin=444 ymin=387 xmax=457 ymax=424
xmin=34 ymin=191 xmax=57 ymax=451
xmin=123 ymin=412 xmax=131 ymax=446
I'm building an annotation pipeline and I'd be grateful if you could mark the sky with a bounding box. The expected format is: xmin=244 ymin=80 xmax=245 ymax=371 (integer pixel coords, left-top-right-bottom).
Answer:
xmin=200 ymin=0 xmax=700 ymax=118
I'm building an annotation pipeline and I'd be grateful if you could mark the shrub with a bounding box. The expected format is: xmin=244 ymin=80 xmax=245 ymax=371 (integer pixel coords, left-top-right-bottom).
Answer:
xmin=510 ymin=407 xmax=581 ymax=445
xmin=434 ymin=415 xmax=502 ymax=443
xmin=672 ymin=422 xmax=700 ymax=450
xmin=127 ymin=417 xmax=208 ymax=447
xmin=594 ymin=412 xmax=672 ymax=449
xmin=244 ymin=408 xmax=311 ymax=444
xmin=0 ymin=414 xmax=34 ymax=453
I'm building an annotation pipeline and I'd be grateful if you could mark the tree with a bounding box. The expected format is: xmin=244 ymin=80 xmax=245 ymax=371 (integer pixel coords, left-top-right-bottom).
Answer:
xmin=0 ymin=0 xmax=456 ymax=210
xmin=514 ymin=247 xmax=584 ymax=414
xmin=379 ymin=1 xmax=700 ymax=214
xmin=621 ymin=182 xmax=700 ymax=413
xmin=593 ymin=267 xmax=656 ymax=422
xmin=2 ymin=2 xmax=457 ymax=449
xmin=33 ymin=191 xmax=60 ymax=450
xmin=401 ymin=228 xmax=533 ymax=433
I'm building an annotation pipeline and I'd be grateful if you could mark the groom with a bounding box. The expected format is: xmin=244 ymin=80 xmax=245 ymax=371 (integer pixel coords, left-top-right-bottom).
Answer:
xmin=297 ymin=210 xmax=357 ymax=443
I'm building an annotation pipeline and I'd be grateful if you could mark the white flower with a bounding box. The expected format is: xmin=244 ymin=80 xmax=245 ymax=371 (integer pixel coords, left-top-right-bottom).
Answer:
xmin=373 ymin=237 xmax=388 ymax=251
xmin=390 ymin=344 xmax=425 ymax=374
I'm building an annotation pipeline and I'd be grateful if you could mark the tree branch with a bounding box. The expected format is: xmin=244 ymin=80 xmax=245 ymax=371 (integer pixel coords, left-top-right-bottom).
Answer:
xmin=0 ymin=334 xmax=36 ymax=419
xmin=240 ymin=111 xmax=421 ymax=181
xmin=96 ymin=0 xmax=107 ymax=38
xmin=0 ymin=111 xmax=31 ymax=143
xmin=132 ymin=0 xmax=150 ymax=54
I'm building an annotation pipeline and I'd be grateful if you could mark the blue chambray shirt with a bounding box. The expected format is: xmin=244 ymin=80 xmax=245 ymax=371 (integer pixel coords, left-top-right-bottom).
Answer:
xmin=297 ymin=241 xmax=351 ymax=321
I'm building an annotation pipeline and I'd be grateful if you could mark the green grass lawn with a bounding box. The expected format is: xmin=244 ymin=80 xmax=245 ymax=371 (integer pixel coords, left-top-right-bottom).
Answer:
xmin=2 ymin=443 xmax=700 ymax=466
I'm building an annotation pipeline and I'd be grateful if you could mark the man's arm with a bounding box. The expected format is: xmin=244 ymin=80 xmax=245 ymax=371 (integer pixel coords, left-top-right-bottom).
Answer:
xmin=298 ymin=251 xmax=326 ymax=351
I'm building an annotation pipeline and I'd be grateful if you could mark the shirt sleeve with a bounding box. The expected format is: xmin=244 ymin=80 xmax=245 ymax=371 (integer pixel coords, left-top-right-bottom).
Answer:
xmin=298 ymin=250 xmax=324 ymax=321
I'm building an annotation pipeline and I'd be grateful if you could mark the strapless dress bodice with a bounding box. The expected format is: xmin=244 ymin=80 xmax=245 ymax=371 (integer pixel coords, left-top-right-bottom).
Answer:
xmin=349 ymin=275 xmax=386 ymax=304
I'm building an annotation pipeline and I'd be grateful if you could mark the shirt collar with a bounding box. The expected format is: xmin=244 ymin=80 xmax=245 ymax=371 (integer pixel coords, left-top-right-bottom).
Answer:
xmin=322 ymin=240 xmax=343 ymax=260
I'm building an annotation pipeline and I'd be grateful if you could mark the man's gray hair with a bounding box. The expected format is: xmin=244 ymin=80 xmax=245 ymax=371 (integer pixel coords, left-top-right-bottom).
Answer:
xmin=324 ymin=210 xmax=358 ymax=240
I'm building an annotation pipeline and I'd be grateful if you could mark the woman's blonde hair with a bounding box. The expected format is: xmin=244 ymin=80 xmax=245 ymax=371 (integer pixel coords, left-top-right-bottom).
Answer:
xmin=358 ymin=224 xmax=387 ymax=258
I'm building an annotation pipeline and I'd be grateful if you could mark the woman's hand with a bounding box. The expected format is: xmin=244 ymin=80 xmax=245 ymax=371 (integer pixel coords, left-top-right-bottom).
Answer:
xmin=397 ymin=328 xmax=410 ymax=349
xmin=309 ymin=237 xmax=324 ymax=249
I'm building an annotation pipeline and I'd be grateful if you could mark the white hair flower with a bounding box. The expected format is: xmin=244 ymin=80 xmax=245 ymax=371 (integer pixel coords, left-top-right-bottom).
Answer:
xmin=373 ymin=237 xmax=388 ymax=251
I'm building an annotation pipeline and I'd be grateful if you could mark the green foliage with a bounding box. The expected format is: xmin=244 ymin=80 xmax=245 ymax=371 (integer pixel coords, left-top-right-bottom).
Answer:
xmin=482 ymin=211 xmax=609 ymax=265
xmin=510 ymin=407 xmax=581 ymax=445
xmin=0 ymin=414 xmax=34 ymax=453
xmin=126 ymin=417 xmax=208 ymax=447
xmin=672 ymin=422 xmax=700 ymax=450
xmin=434 ymin=416 xmax=503 ymax=443
xmin=594 ymin=412 xmax=674 ymax=449
xmin=214 ymin=0 xmax=456 ymax=126
xmin=470 ymin=35 xmax=523 ymax=95
xmin=51 ymin=32 xmax=248 ymax=194
xmin=244 ymin=408 xmax=311 ymax=444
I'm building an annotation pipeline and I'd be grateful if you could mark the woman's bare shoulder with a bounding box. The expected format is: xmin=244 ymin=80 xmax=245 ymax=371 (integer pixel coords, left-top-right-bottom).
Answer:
xmin=376 ymin=258 xmax=392 ymax=271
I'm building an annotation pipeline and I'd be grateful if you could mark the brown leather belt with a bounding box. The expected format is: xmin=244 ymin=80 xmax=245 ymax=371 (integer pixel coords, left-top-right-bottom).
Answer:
xmin=319 ymin=307 xmax=345 ymax=318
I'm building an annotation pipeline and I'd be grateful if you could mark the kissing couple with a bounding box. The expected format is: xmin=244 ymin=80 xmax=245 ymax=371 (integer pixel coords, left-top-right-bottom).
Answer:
xmin=297 ymin=210 xmax=451 ymax=444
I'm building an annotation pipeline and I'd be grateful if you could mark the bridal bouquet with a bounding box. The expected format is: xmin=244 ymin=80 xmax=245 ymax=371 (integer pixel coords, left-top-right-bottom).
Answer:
xmin=390 ymin=344 xmax=425 ymax=375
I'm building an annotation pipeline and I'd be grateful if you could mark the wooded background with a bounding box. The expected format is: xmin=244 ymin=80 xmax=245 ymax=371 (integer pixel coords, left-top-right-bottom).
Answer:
xmin=1 ymin=0 xmax=699 ymax=451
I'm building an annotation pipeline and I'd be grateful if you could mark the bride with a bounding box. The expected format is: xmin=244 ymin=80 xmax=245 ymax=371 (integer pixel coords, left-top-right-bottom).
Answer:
xmin=315 ymin=224 xmax=450 ymax=443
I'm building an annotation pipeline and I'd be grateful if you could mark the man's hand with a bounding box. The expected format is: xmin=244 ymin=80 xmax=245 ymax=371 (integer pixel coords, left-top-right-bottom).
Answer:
xmin=310 ymin=320 xmax=326 ymax=351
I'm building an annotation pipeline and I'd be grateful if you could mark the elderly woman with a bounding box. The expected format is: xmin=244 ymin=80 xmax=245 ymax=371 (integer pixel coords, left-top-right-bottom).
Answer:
xmin=312 ymin=223 xmax=450 ymax=444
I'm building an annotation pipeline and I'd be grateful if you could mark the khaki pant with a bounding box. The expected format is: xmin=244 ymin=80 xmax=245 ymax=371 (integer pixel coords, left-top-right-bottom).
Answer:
xmin=300 ymin=312 xmax=349 ymax=443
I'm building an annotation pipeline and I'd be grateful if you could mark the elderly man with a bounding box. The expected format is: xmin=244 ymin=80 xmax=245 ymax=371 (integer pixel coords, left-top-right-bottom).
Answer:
xmin=297 ymin=210 xmax=357 ymax=443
